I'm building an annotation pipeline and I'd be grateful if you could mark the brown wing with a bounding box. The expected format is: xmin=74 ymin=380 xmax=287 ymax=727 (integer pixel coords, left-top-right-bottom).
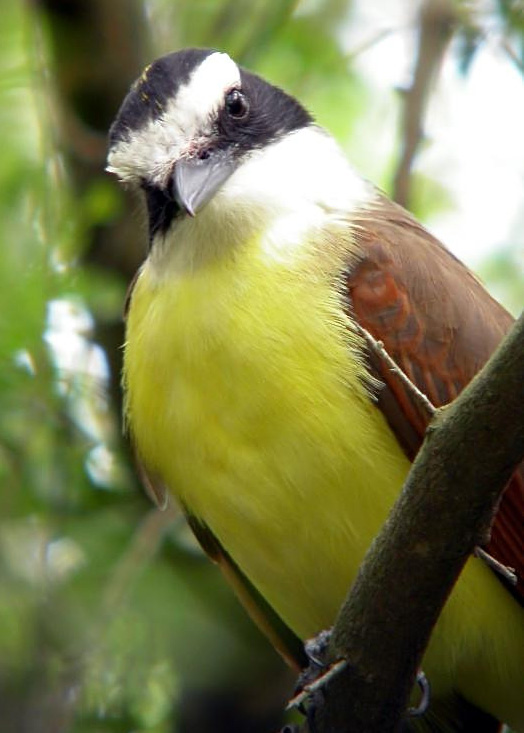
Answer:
xmin=130 ymin=453 xmax=305 ymax=668
xmin=345 ymin=197 xmax=524 ymax=602
xmin=187 ymin=514 xmax=307 ymax=671
xmin=135 ymin=458 xmax=169 ymax=510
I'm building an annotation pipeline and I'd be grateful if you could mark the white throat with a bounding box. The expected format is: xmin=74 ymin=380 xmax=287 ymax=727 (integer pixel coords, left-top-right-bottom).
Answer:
xmin=149 ymin=126 xmax=376 ymax=277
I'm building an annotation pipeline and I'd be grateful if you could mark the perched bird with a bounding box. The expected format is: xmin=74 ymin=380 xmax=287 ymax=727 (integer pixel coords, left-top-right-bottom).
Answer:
xmin=107 ymin=49 xmax=524 ymax=731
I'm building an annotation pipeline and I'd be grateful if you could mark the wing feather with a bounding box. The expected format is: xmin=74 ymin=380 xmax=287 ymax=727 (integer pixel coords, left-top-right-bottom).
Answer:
xmin=130 ymin=451 xmax=305 ymax=668
xmin=346 ymin=198 xmax=524 ymax=602
xmin=186 ymin=514 xmax=306 ymax=670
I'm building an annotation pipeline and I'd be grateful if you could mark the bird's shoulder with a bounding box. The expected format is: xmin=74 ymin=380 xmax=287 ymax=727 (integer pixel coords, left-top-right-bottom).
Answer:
xmin=343 ymin=196 xmax=524 ymax=604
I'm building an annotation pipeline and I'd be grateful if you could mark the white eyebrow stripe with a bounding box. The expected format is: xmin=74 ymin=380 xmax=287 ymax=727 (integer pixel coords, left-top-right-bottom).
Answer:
xmin=173 ymin=52 xmax=240 ymax=133
xmin=107 ymin=52 xmax=240 ymax=186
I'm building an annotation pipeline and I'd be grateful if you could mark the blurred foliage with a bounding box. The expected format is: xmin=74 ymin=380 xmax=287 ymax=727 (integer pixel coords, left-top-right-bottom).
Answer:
xmin=480 ymin=242 xmax=524 ymax=317
xmin=0 ymin=3 xmax=287 ymax=732
xmin=456 ymin=0 xmax=524 ymax=75
xmin=0 ymin=0 xmax=522 ymax=731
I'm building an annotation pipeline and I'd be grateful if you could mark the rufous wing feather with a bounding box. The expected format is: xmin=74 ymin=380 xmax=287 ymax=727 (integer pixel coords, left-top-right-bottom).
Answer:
xmin=186 ymin=514 xmax=307 ymax=671
xmin=130 ymin=454 xmax=305 ymax=667
xmin=345 ymin=197 xmax=524 ymax=603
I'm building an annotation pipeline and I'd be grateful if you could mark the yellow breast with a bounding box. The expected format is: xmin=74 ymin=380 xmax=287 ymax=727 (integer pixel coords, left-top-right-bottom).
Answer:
xmin=124 ymin=233 xmax=524 ymax=728
xmin=125 ymin=235 xmax=409 ymax=632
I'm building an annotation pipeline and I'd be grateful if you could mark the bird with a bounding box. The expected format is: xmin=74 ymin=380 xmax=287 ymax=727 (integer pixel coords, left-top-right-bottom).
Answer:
xmin=107 ymin=48 xmax=524 ymax=731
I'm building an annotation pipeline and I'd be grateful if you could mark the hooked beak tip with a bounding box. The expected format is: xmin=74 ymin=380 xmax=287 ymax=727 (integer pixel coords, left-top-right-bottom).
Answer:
xmin=172 ymin=152 xmax=237 ymax=218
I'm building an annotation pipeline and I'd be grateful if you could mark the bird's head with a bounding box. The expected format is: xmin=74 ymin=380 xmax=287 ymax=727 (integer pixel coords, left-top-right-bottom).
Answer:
xmin=106 ymin=48 xmax=317 ymax=247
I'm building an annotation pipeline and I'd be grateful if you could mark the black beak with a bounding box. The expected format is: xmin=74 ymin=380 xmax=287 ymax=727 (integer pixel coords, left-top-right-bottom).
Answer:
xmin=172 ymin=149 xmax=238 ymax=217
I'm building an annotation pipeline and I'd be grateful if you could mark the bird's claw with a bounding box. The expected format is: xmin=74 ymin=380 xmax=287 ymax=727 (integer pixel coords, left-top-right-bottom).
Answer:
xmin=303 ymin=628 xmax=333 ymax=668
xmin=288 ymin=629 xmax=430 ymax=729
xmin=287 ymin=627 xmax=348 ymax=733
xmin=408 ymin=670 xmax=431 ymax=717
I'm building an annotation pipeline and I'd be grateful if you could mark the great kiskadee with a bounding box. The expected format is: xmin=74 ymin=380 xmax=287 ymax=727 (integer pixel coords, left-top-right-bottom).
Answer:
xmin=107 ymin=49 xmax=524 ymax=731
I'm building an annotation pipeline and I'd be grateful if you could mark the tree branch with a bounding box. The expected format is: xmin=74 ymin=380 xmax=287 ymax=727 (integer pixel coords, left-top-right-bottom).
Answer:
xmin=302 ymin=309 xmax=524 ymax=732
xmin=392 ymin=0 xmax=456 ymax=207
xmin=356 ymin=324 xmax=436 ymax=421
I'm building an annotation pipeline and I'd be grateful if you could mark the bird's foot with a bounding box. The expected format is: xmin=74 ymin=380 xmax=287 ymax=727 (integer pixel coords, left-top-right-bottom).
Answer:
xmin=286 ymin=628 xmax=347 ymax=732
xmin=408 ymin=670 xmax=431 ymax=717
xmin=287 ymin=628 xmax=430 ymax=728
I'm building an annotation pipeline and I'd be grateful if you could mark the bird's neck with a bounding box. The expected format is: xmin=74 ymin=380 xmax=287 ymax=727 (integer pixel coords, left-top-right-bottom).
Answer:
xmin=148 ymin=125 xmax=375 ymax=281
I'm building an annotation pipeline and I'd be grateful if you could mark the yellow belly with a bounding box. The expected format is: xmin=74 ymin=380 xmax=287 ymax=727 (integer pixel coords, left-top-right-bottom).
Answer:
xmin=124 ymin=240 xmax=524 ymax=729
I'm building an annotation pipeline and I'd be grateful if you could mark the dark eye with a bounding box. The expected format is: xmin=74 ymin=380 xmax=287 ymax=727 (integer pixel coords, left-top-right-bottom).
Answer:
xmin=225 ymin=89 xmax=249 ymax=119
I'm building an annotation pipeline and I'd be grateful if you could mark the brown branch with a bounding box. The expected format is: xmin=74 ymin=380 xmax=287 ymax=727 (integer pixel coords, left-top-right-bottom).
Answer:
xmin=474 ymin=546 xmax=517 ymax=586
xmin=299 ymin=309 xmax=524 ymax=732
xmin=392 ymin=0 xmax=457 ymax=207
xmin=501 ymin=37 xmax=524 ymax=76
xmin=359 ymin=324 xmax=518 ymax=586
xmin=356 ymin=324 xmax=436 ymax=420
xmin=101 ymin=506 xmax=178 ymax=614
xmin=345 ymin=28 xmax=395 ymax=62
